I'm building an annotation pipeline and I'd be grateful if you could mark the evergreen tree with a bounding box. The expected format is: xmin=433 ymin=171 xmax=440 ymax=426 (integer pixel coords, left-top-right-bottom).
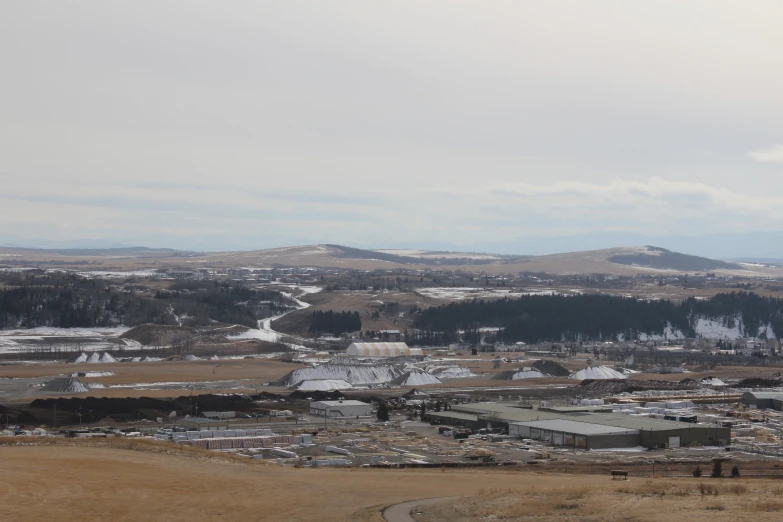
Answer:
xmin=376 ymin=401 xmax=389 ymax=422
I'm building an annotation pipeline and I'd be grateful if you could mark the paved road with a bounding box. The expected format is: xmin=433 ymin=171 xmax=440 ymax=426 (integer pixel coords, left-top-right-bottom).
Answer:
xmin=383 ymin=496 xmax=458 ymax=522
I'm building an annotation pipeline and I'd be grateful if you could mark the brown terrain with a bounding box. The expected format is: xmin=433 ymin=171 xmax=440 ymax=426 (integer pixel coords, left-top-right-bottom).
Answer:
xmin=1 ymin=439 xmax=781 ymax=522
xmin=3 ymin=244 xmax=782 ymax=277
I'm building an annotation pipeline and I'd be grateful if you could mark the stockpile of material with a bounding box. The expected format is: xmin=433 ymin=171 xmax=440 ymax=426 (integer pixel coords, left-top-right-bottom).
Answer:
xmin=74 ymin=352 xmax=117 ymax=364
xmin=172 ymin=428 xmax=274 ymax=442
xmin=42 ymin=377 xmax=88 ymax=393
xmin=276 ymin=361 xmax=405 ymax=386
xmin=292 ymin=379 xmax=354 ymax=391
xmin=179 ymin=434 xmax=295 ymax=450
xmin=389 ymin=370 xmax=442 ymax=386
xmin=569 ymin=366 xmax=627 ymax=380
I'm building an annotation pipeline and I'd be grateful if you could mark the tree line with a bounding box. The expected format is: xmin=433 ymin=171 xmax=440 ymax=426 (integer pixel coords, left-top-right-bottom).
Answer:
xmin=0 ymin=273 xmax=296 ymax=329
xmin=413 ymin=291 xmax=783 ymax=344
xmin=308 ymin=310 xmax=361 ymax=336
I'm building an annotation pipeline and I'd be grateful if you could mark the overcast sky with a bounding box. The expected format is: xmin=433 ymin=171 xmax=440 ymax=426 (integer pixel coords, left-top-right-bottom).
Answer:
xmin=2 ymin=1 xmax=782 ymax=255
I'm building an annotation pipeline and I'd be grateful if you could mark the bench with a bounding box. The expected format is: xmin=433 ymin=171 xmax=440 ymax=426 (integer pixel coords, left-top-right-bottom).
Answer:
xmin=611 ymin=470 xmax=628 ymax=480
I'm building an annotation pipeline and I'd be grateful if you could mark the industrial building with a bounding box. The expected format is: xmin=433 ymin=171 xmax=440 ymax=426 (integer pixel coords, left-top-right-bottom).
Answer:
xmin=509 ymin=419 xmax=639 ymax=450
xmin=741 ymin=391 xmax=783 ymax=410
xmin=425 ymin=402 xmax=730 ymax=449
xmin=346 ymin=342 xmax=423 ymax=357
xmin=310 ymin=400 xmax=373 ymax=418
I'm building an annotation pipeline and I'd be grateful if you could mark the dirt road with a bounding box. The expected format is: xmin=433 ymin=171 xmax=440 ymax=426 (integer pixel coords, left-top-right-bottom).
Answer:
xmin=383 ymin=497 xmax=457 ymax=522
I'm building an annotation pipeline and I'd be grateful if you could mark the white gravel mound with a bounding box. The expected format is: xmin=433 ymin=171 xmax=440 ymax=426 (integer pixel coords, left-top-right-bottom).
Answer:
xmin=569 ymin=366 xmax=627 ymax=380
xmin=293 ymin=379 xmax=354 ymax=391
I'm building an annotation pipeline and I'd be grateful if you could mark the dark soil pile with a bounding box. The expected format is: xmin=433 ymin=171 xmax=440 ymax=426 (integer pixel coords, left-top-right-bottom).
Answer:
xmin=736 ymin=377 xmax=783 ymax=388
xmin=578 ymin=379 xmax=698 ymax=395
xmin=531 ymin=359 xmax=570 ymax=377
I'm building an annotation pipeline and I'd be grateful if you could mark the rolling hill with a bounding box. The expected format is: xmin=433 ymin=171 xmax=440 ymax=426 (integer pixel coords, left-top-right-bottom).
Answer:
xmin=1 ymin=243 xmax=779 ymax=277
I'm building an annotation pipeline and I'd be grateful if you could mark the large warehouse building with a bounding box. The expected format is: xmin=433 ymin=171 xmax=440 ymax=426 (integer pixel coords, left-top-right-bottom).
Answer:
xmin=346 ymin=342 xmax=423 ymax=357
xmin=426 ymin=402 xmax=730 ymax=449
xmin=740 ymin=391 xmax=783 ymax=410
xmin=309 ymin=400 xmax=373 ymax=418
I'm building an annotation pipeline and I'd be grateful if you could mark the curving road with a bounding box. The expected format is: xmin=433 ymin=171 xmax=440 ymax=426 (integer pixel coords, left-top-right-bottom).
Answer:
xmin=382 ymin=497 xmax=457 ymax=522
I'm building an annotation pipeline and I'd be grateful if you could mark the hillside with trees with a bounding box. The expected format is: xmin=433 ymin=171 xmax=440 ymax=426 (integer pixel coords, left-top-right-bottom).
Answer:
xmin=0 ymin=272 xmax=295 ymax=329
xmin=308 ymin=310 xmax=361 ymax=336
xmin=413 ymin=292 xmax=783 ymax=344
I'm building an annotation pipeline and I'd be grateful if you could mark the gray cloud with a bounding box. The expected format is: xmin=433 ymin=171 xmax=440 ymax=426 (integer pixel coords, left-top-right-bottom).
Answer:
xmin=1 ymin=1 xmax=783 ymax=254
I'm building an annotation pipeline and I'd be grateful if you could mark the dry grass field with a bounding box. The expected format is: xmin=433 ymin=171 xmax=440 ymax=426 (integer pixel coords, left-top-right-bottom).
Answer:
xmin=0 ymin=359 xmax=303 ymax=384
xmin=0 ymin=359 xmax=303 ymax=399
xmin=1 ymin=439 xmax=782 ymax=522
xmin=415 ymin=480 xmax=783 ymax=521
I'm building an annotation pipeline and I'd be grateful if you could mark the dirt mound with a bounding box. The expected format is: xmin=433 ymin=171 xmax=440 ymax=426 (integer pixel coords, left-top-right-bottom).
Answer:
xmin=491 ymin=370 xmax=520 ymax=380
xmin=531 ymin=359 xmax=570 ymax=377
xmin=120 ymin=324 xmax=195 ymax=345
xmin=29 ymin=393 xmax=258 ymax=423
xmin=287 ymin=390 xmax=345 ymax=401
xmin=42 ymin=378 xmax=88 ymax=393
xmin=736 ymin=377 xmax=783 ymax=388
xmin=578 ymin=379 xmax=698 ymax=395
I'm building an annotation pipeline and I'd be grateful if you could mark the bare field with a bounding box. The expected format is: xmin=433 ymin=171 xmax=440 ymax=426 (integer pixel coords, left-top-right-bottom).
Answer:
xmin=0 ymin=359 xmax=302 ymax=384
xmin=0 ymin=359 xmax=303 ymax=400
xmin=2 ymin=440 xmax=782 ymax=522
xmin=415 ymin=479 xmax=783 ymax=522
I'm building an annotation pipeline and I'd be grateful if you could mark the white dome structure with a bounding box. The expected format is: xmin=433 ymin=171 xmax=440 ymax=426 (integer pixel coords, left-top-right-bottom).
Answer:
xmin=346 ymin=342 xmax=422 ymax=357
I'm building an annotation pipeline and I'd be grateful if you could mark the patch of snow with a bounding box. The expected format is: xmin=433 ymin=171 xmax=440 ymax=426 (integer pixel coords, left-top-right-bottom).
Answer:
xmin=694 ymin=316 xmax=743 ymax=339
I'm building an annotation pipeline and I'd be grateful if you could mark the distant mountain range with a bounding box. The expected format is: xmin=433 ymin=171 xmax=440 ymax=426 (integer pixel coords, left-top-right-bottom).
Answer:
xmin=2 ymin=243 xmax=779 ymax=277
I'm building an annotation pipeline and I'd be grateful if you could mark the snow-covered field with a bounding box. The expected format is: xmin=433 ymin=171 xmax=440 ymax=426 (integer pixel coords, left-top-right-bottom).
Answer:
xmin=415 ymin=287 xmax=583 ymax=301
xmin=0 ymin=327 xmax=134 ymax=355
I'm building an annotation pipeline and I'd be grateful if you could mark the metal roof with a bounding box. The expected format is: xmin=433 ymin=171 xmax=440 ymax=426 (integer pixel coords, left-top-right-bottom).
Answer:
xmin=742 ymin=392 xmax=783 ymax=400
xmin=426 ymin=411 xmax=478 ymax=422
xmin=511 ymin=419 xmax=639 ymax=436
xmin=451 ymin=403 xmax=708 ymax=432
xmin=346 ymin=342 xmax=423 ymax=357
xmin=564 ymin=412 xmax=703 ymax=432
xmin=310 ymin=400 xmax=371 ymax=407
xmin=452 ymin=403 xmax=562 ymax=423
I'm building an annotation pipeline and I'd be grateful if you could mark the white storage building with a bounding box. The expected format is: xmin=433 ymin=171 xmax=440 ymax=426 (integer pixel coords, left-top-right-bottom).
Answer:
xmin=346 ymin=342 xmax=422 ymax=357
xmin=310 ymin=400 xmax=373 ymax=418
